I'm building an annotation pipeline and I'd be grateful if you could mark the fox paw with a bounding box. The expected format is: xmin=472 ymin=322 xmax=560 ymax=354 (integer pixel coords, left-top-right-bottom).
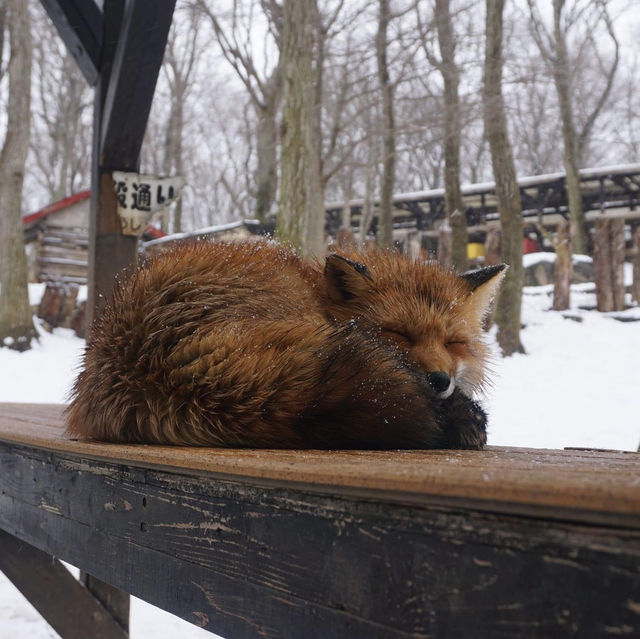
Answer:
xmin=440 ymin=390 xmax=488 ymax=450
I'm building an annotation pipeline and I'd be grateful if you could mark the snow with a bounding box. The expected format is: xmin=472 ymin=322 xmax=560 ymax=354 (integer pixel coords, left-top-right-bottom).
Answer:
xmin=142 ymin=219 xmax=261 ymax=248
xmin=484 ymin=286 xmax=640 ymax=451
xmin=1 ymin=274 xmax=639 ymax=637
xmin=0 ymin=585 xmax=217 ymax=639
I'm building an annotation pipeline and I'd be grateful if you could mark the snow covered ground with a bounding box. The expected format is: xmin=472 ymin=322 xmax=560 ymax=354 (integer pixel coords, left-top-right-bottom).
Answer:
xmin=1 ymin=271 xmax=639 ymax=637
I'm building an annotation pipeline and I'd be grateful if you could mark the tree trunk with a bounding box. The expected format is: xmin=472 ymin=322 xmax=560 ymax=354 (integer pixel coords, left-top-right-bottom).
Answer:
xmin=254 ymin=67 xmax=281 ymax=223
xmin=438 ymin=223 xmax=452 ymax=271
xmin=632 ymin=227 xmax=640 ymax=304
xmin=435 ymin=0 xmax=467 ymax=271
xmin=0 ymin=0 xmax=36 ymax=351
xmin=611 ymin=218 xmax=626 ymax=311
xmin=594 ymin=218 xmax=626 ymax=312
xmin=484 ymin=227 xmax=502 ymax=266
xmin=483 ymin=0 xmax=525 ymax=356
xmin=375 ymin=0 xmax=395 ymax=249
xmin=173 ymin=96 xmax=184 ymax=233
xmin=552 ymin=219 xmax=572 ymax=311
xmin=277 ymin=0 xmax=324 ymax=259
xmin=359 ymin=159 xmax=375 ymax=246
xmin=593 ymin=219 xmax=614 ymax=312
xmin=551 ymin=0 xmax=587 ymax=254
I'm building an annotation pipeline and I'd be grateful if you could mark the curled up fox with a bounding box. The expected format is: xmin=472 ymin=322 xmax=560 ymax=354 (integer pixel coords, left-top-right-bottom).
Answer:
xmin=67 ymin=241 xmax=506 ymax=450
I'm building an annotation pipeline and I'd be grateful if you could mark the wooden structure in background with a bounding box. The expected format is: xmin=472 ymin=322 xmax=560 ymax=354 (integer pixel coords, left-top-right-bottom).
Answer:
xmin=22 ymin=191 xmax=164 ymax=285
xmin=325 ymin=163 xmax=640 ymax=239
xmin=22 ymin=191 xmax=91 ymax=284
xmin=1 ymin=404 xmax=639 ymax=638
xmin=38 ymin=0 xmax=176 ymax=326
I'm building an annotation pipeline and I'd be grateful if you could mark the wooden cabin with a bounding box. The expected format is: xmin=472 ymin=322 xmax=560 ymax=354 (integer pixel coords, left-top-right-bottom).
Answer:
xmin=23 ymin=191 xmax=165 ymax=284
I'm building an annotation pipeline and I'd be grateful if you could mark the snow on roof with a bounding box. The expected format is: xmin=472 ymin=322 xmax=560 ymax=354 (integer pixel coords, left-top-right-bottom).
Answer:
xmin=325 ymin=162 xmax=640 ymax=210
xmin=142 ymin=219 xmax=261 ymax=248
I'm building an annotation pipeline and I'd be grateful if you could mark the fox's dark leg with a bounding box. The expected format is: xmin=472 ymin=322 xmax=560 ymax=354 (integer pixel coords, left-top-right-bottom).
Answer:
xmin=436 ymin=390 xmax=488 ymax=450
xmin=99 ymin=317 xmax=485 ymax=449
xmin=293 ymin=324 xmax=452 ymax=449
xmin=129 ymin=319 xmax=447 ymax=448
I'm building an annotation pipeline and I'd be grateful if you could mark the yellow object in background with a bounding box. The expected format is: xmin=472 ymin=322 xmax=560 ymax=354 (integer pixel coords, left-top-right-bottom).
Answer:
xmin=467 ymin=243 xmax=485 ymax=259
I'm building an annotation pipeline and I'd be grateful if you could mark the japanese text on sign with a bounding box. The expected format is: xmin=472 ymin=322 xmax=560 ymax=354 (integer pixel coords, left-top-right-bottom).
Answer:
xmin=112 ymin=171 xmax=185 ymax=236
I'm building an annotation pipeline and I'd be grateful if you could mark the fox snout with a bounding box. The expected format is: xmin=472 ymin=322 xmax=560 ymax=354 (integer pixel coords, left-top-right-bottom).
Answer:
xmin=427 ymin=371 xmax=455 ymax=399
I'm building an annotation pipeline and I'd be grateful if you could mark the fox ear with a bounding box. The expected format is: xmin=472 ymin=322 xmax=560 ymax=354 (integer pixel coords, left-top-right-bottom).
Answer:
xmin=459 ymin=264 xmax=508 ymax=321
xmin=324 ymin=254 xmax=373 ymax=302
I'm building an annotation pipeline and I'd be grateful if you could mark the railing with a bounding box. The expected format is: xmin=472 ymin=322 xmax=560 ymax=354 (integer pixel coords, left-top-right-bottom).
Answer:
xmin=1 ymin=403 xmax=639 ymax=638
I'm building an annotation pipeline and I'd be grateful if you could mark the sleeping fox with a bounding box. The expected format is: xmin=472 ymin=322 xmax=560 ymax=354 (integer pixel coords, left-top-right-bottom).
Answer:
xmin=66 ymin=241 xmax=506 ymax=450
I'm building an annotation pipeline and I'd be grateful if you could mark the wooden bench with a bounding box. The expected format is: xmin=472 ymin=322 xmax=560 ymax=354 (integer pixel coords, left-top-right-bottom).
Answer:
xmin=1 ymin=402 xmax=639 ymax=638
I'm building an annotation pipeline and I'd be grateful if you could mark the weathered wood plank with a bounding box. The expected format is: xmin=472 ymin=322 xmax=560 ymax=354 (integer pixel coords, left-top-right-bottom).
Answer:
xmin=0 ymin=440 xmax=639 ymax=638
xmin=0 ymin=529 xmax=128 ymax=639
xmin=0 ymin=403 xmax=638 ymax=527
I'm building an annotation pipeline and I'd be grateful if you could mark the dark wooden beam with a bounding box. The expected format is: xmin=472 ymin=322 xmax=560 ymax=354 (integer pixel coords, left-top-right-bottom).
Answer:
xmin=0 ymin=529 xmax=128 ymax=639
xmin=87 ymin=0 xmax=175 ymax=327
xmin=1 ymin=437 xmax=639 ymax=639
xmin=100 ymin=0 xmax=177 ymax=167
xmin=38 ymin=0 xmax=102 ymax=85
xmin=83 ymin=0 xmax=175 ymax=616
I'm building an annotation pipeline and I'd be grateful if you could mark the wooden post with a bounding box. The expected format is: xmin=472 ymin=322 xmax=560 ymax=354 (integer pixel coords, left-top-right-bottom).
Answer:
xmin=594 ymin=217 xmax=627 ymax=313
xmin=611 ymin=218 xmax=626 ymax=311
xmin=87 ymin=0 xmax=177 ymax=328
xmin=594 ymin=219 xmax=614 ymax=312
xmin=484 ymin=227 xmax=501 ymax=266
xmin=0 ymin=530 xmax=128 ymax=639
xmin=552 ymin=219 xmax=572 ymax=311
xmin=438 ymin=223 xmax=452 ymax=270
xmin=84 ymin=0 xmax=177 ymax=627
xmin=632 ymin=227 xmax=640 ymax=304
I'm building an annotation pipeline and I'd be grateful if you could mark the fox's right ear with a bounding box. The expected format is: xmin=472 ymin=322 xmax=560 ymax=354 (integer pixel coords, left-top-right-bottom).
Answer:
xmin=324 ymin=254 xmax=373 ymax=302
xmin=459 ymin=263 xmax=508 ymax=321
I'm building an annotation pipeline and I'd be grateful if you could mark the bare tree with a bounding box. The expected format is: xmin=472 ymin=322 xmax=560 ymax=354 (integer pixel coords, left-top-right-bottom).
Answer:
xmin=29 ymin=7 xmax=92 ymax=202
xmin=195 ymin=0 xmax=283 ymax=223
xmin=608 ymin=57 xmax=640 ymax=163
xmin=416 ymin=0 xmax=467 ymax=270
xmin=484 ymin=0 xmax=524 ymax=355
xmin=277 ymin=0 xmax=324 ymax=258
xmin=527 ymin=0 xmax=619 ymax=254
xmin=160 ymin=7 xmax=202 ymax=232
xmin=375 ymin=0 xmax=395 ymax=249
xmin=0 ymin=0 xmax=36 ymax=351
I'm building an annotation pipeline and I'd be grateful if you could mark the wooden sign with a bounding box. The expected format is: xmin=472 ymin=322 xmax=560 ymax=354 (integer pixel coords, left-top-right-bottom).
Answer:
xmin=112 ymin=171 xmax=185 ymax=236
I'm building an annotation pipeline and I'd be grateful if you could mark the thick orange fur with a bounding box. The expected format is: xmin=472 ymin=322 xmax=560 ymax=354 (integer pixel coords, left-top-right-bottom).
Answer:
xmin=66 ymin=241 xmax=505 ymax=449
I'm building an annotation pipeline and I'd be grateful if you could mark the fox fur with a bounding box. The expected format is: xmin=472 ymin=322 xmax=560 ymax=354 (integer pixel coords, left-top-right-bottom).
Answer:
xmin=66 ymin=241 xmax=506 ymax=450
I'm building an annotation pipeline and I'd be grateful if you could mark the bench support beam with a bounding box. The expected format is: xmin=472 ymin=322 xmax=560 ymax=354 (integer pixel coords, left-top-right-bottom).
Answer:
xmin=0 ymin=529 xmax=128 ymax=639
xmin=1 ymin=439 xmax=639 ymax=639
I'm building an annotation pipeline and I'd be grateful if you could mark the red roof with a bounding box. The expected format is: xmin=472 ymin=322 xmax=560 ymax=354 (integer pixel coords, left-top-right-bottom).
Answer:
xmin=22 ymin=190 xmax=167 ymax=240
xmin=144 ymin=225 xmax=167 ymax=239
xmin=23 ymin=190 xmax=91 ymax=225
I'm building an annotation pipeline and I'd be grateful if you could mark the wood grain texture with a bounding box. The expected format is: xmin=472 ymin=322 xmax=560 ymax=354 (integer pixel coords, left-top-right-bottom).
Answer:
xmin=1 ymin=440 xmax=639 ymax=639
xmin=0 ymin=403 xmax=638 ymax=527
xmin=0 ymin=529 xmax=128 ymax=639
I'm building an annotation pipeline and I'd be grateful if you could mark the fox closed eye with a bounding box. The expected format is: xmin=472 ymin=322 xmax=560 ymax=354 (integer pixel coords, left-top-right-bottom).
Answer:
xmin=382 ymin=327 xmax=412 ymax=343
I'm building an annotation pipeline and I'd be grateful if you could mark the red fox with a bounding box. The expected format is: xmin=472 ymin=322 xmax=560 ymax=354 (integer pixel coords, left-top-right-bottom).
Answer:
xmin=66 ymin=241 xmax=506 ymax=449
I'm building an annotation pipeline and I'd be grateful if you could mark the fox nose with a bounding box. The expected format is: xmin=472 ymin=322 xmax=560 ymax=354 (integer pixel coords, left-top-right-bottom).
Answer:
xmin=427 ymin=371 xmax=451 ymax=394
